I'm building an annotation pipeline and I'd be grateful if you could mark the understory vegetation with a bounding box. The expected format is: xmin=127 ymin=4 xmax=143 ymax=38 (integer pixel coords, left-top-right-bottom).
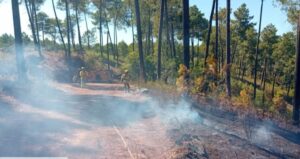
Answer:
xmin=1 ymin=0 xmax=299 ymax=123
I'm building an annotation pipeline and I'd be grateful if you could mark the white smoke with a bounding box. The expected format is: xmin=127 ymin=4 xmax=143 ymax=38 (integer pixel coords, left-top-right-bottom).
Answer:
xmin=145 ymin=98 xmax=202 ymax=127
xmin=252 ymin=126 xmax=272 ymax=144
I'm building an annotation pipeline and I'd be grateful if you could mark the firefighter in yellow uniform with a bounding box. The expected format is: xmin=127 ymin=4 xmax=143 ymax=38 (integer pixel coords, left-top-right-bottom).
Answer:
xmin=79 ymin=67 xmax=87 ymax=88
xmin=121 ymin=70 xmax=130 ymax=92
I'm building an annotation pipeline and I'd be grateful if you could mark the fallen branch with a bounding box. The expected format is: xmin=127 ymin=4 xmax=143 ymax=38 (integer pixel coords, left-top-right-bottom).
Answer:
xmin=113 ymin=125 xmax=135 ymax=159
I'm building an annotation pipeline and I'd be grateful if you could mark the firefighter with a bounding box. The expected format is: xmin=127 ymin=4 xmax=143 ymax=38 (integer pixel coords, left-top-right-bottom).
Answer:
xmin=121 ymin=70 xmax=130 ymax=92
xmin=79 ymin=67 xmax=87 ymax=88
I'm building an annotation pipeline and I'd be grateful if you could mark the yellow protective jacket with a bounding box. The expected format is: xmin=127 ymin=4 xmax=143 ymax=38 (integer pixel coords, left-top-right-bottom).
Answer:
xmin=79 ymin=70 xmax=87 ymax=78
xmin=121 ymin=73 xmax=129 ymax=82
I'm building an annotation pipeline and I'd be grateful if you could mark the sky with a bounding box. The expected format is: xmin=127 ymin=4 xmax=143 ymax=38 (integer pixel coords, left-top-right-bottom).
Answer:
xmin=0 ymin=0 xmax=293 ymax=44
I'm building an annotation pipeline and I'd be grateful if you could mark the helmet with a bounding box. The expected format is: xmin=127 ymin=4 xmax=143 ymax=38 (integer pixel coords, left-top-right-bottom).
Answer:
xmin=81 ymin=67 xmax=85 ymax=70
xmin=125 ymin=69 xmax=128 ymax=73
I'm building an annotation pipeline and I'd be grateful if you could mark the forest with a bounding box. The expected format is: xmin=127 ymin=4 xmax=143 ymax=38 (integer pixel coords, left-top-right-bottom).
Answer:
xmin=0 ymin=0 xmax=299 ymax=158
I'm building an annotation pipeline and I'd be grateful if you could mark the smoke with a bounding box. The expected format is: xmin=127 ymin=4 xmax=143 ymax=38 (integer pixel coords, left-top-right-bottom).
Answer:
xmin=0 ymin=51 xmax=17 ymax=82
xmin=148 ymin=98 xmax=203 ymax=127
xmin=1 ymin=50 xmax=288 ymax=158
xmin=252 ymin=125 xmax=272 ymax=145
xmin=0 ymin=49 xmax=208 ymax=157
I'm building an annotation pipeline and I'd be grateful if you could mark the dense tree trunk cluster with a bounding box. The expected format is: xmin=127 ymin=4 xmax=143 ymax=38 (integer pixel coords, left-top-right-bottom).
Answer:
xmin=293 ymin=15 xmax=300 ymax=124
xmin=5 ymin=0 xmax=299 ymax=123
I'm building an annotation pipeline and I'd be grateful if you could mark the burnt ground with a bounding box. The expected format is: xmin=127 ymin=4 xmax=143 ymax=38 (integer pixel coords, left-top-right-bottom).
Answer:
xmin=0 ymin=82 xmax=299 ymax=159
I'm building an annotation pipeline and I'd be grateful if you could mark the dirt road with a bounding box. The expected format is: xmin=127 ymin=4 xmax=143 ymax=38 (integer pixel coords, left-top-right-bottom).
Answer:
xmin=0 ymin=83 xmax=299 ymax=159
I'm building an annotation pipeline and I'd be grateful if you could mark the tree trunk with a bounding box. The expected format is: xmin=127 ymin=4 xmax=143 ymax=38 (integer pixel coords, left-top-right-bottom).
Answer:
xmin=100 ymin=24 xmax=103 ymax=55
xmin=261 ymin=58 xmax=267 ymax=87
xmin=144 ymin=7 xmax=150 ymax=56
xmin=98 ymin=1 xmax=103 ymax=56
xmin=131 ymin=22 xmax=135 ymax=51
xmin=204 ymin=0 xmax=216 ymax=67
xmin=241 ymin=66 xmax=246 ymax=81
xmin=215 ymin=0 xmax=219 ymax=72
xmin=293 ymin=15 xmax=300 ymax=124
xmin=271 ymin=73 xmax=277 ymax=98
xmin=66 ymin=0 xmax=71 ymax=59
xmin=41 ymin=22 xmax=45 ymax=46
xmin=24 ymin=0 xmax=38 ymax=49
xmin=191 ymin=38 xmax=195 ymax=67
xmin=151 ymin=26 xmax=154 ymax=55
xmin=12 ymin=0 xmax=27 ymax=81
xmin=107 ymin=31 xmax=110 ymax=71
xmin=70 ymin=19 xmax=76 ymax=51
xmin=42 ymin=23 xmax=45 ymax=46
xmin=113 ymin=19 xmax=117 ymax=59
xmin=254 ymin=0 xmax=264 ymax=99
xmin=114 ymin=17 xmax=119 ymax=61
xmin=183 ymin=0 xmax=190 ymax=69
xmin=238 ymin=59 xmax=243 ymax=78
xmin=171 ymin=23 xmax=176 ymax=58
xmin=52 ymin=0 xmax=67 ymax=56
xmin=157 ymin=0 xmax=165 ymax=80
xmin=84 ymin=12 xmax=90 ymax=49
xmin=134 ymin=0 xmax=146 ymax=82
xmin=116 ymin=26 xmax=119 ymax=67
xmin=164 ymin=0 xmax=172 ymax=57
xmin=219 ymin=26 xmax=224 ymax=71
xmin=196 ymin=39 xmax=200 ymax=66
xmin=33 ymin=0 xmax=42 ymax=57
xmin=75 ymin=2 xmax=83 ymax=53
xmin=262 ymin=69 xmax=267 ymax=107
xmin=287 ymin=76 xmax=292 ymax=97
xmin=104 ymin=12 xmax=114 ymax=63
xmin=146 ymin=8 xmax=152 ymax=55
xmin=129 ymin=0 xmax=135 ymax=51
xmin=238 ymin=51 xmax=245 ymax=78
xmin=221 ymin=41 xmax=224 ymax=76
xmin=226 ymin=0 xmax=231 ymax=97
xmin=218 ymin=52 xmax=221 ymax=73
xmin=52 ymin=34 xmax=56 ymax=46
xmin=231 ymin=41 xmax=238 ymax=63
xmin=144 ymin=26 xmax=148 ymax=56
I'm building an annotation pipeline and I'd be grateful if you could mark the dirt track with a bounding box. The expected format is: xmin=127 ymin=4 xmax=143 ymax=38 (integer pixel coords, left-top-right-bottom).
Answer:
xmin=0 ymin=83 xmax=299 ymax=159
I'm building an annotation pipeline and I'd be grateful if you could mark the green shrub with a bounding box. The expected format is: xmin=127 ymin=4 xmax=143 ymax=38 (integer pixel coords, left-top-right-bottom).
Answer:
xmin=84 ymin=51 xmax=104 ymax=70
xmin=272 ymin=90 xmax=287 ymax=115
xmin=122 ymin=51 xmax=156 ymax=81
